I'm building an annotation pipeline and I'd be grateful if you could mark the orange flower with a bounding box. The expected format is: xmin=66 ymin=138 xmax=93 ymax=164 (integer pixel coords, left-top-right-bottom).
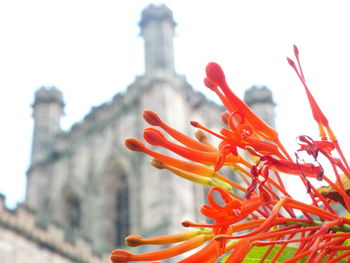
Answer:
xmin=125 ymin=137 xmax=246 ymax=192
xmin=200 ymin=187 xmax=261 ymax=255
xmin=110 ymin=233 xmax=213 ymax=262
xmin=205 ymin=62 xmax=279 ymax=143
xmin=287 ymin=46 xmax=331 ymax=140
xmin=112 ymin=47 xmax=350 ymax=263
xmin=200 ymin=187 xmax=261 ymax=226
xmin=150 ymin=159 xmax=235 ymax=193
xmin=225 ymin=238 xmax=252 ymax=263
xmin=143 ymin=110 xmax=217 ymax=152
xmin=125 ymin=229 xmax=212 ymax=247
xmin=142 ymin=127 xmax=240 ymax=166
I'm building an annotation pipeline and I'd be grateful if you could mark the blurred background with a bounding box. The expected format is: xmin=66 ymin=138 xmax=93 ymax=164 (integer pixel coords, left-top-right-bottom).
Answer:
xmin=0 ymin=0 xmax=349 ymax=209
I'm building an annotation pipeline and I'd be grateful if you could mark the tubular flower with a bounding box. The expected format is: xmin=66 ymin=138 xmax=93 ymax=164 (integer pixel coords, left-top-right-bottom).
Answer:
xmin=200 ymin=187 xmax=262 ymax=226
xmin=110 ymin=233 xmax=213 ymax=263
xmin=143 ymin=127 xmax=241 ymax=166
xmin=111 ymin=46 xmax=350 ymax=262
xmin=205 ymin=62 xmax=279 ymax=143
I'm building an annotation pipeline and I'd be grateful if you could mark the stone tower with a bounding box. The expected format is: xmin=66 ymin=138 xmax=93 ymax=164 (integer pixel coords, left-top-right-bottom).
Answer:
xmin=27 ymin=87 xmax=64 ymax=212
xmin=140 ymin=4 xmax=176 ymax=77
xmin=30 ymin=86 xmax=64 ymax=164
xmin=24 ymin=4 xmax=224 ymax=258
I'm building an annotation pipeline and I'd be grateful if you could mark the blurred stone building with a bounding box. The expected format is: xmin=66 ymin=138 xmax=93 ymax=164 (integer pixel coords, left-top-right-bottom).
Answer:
xmin=0 ymin=4 xmax=275 ymax=263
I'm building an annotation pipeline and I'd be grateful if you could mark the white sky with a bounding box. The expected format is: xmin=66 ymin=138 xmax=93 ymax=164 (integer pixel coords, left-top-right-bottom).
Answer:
xmin=1 ymin=0 xmax=350 ymax=207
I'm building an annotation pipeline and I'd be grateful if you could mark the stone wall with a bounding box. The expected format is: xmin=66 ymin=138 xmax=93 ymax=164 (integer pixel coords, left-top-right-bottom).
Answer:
xmin=25 ymin=69 xmax=228 ymax=255
xmin=0 ymin=195 xmax=107 ymax=263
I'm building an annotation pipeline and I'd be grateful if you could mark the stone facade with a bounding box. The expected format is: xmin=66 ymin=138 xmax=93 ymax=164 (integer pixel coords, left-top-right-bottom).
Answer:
xmin=0 ymin=195 xmax=105 ymax=263
xmin=0 ymin=4 xmax=276 ymax=263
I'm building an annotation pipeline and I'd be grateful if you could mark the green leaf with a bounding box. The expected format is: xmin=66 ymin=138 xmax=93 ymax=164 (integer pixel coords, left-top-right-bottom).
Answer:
xmin=221 ymin=246 xmax=302 ymax=263
xmin=244 ymin=246 xmax=299 ymax=262
xmin=220 ymin=245 xmax=348 ymax=262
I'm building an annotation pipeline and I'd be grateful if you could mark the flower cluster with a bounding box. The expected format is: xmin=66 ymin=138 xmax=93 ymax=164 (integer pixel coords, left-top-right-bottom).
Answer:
xmin=110 ymin=46 xmax=350 ymax=262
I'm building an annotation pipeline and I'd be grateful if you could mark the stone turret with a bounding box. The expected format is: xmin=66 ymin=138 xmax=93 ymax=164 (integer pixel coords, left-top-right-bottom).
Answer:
xmin=244 ymin=85 xmax=276 ymax=128
xmin=139 ymin=4 xmax=176 ymax=77
xmin=26 ymin=86 xmax=64 ymax=213
xmin=30 ymin=86 xmax=64 ymax=164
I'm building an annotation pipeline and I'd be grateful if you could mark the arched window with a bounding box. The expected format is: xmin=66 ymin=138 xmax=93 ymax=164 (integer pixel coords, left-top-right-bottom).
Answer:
xmin=115 ymin=173 xmax=130 ymax=247
xmin=65 ymin=194 xmax=81 ymax=229
xmin=101 ymin=158 xmax=131 ymax=248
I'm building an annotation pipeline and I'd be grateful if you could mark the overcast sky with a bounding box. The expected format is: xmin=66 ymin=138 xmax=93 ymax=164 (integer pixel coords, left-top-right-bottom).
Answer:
xmin=1 ymin=0 xmax=350 ymax=207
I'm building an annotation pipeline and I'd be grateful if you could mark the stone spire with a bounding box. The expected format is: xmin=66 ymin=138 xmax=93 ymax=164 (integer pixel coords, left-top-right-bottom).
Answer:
xmin=30 ymin=86 xmax=64 ymax=164
xmin=244 ymin=85 xmax=276 ymax=128
xmin=139 ymin=4 xmax=176 ymax=77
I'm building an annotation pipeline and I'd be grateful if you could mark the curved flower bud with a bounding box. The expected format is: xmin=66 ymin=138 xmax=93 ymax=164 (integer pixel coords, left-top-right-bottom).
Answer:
xmin=205 ymin=62 xmax=279 ymax=143
xmin=143 ymin=128 xmax=240 ymax=166
xmin=205 ymin=62 xmax=226 ymax=87
xmin=125 ymin=138 xmax=147 ymax=152
xmin=151 ymin=159 xmax=233 ymax=191
xmin=125 ymin=229 xmax=211 ymax=247
xmin=110 ymin=234 xmax=212 ymax=262
xmin=143 ymin=110 xmax=217 ymax=152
